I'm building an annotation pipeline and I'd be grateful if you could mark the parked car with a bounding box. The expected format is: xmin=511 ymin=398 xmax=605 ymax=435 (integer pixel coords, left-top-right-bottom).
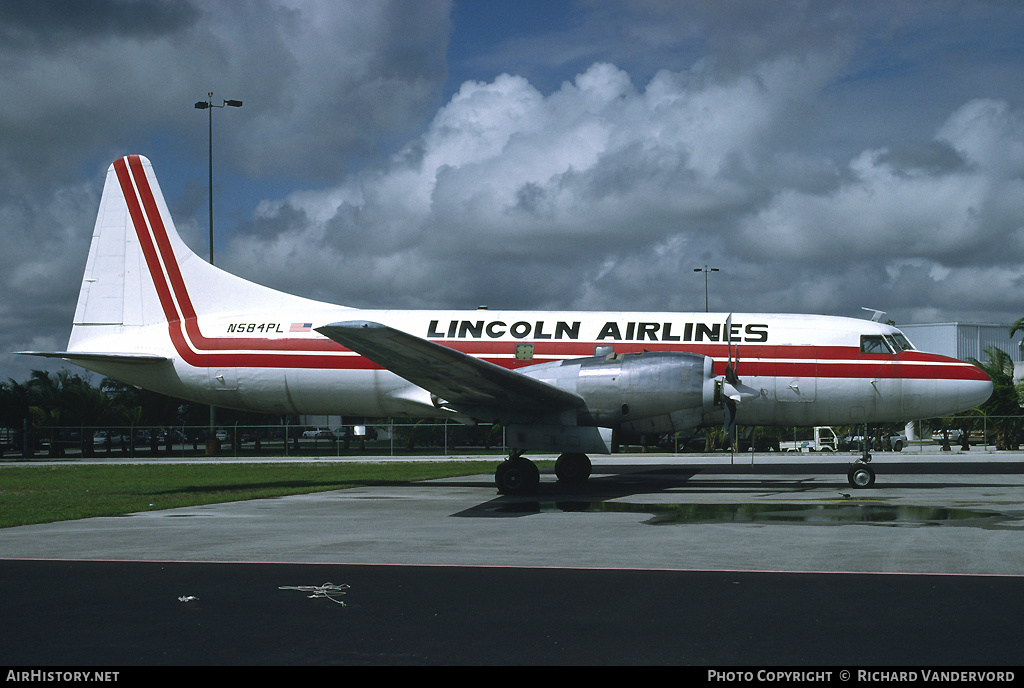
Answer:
xmin=841 ymin=432 xmax=908 ymax=452
xmin=158 ymin=429 xmax=186 ymax=443
xmin=93 ymin=431 xmax=123 ymax=448
xmin=931 ymin=429 xmax=985 ymax=445
xmin=302 ymin=428 xmax=336 ymax=440
xmin=658 ymin=432 xmax=710 ymax=452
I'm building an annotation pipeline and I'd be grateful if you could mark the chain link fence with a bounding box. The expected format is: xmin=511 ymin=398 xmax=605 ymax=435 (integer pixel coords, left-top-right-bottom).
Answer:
xmin=2 ymin=420 xmax=507 ymax=459
xmin=3 ymin=415 xmax=1020 ymax=460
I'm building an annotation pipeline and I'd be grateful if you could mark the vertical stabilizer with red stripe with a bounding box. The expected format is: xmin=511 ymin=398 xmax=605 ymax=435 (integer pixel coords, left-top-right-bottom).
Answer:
xmin=66 ymin=155 xmax=335 ymax=358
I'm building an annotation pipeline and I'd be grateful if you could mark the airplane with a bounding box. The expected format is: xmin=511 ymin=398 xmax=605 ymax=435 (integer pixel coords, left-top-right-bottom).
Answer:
xmin=21 ymin=155 xmax=993 ymax=493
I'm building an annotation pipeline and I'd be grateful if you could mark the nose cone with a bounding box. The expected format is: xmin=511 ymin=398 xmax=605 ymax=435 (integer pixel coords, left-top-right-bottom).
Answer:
xmin=939 ymin=356 xmax=993 ymax=414
xmin=959 ymin=369 xmax=994 ymax=411
xmin=907 ymin=353 xmax=993 ymax=418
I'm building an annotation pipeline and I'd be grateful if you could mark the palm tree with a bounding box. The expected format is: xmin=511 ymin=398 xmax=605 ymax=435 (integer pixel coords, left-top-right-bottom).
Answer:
xmin=24 ymin=370 xmax=108 ymax=456
xmin=0 ymin=378 xmax=34 ymax=456
xmin=968 ymin=346 xmax=1022 ymax=449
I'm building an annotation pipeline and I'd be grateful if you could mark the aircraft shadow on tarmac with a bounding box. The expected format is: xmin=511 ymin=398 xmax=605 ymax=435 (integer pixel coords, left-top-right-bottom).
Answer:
xmin=449 ymin=465 xmax=841 ymax=519
xmin=448 ymin=464 xmax=1024 ymax=528
xmin=451 ymin=466 xmax=705 ymax=519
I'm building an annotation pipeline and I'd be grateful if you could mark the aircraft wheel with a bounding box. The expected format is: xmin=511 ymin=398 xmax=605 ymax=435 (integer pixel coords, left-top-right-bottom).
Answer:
xmin=555 ymin=452 xmax=592 ymax=484
xmin=495 ymin=458 xmax=540 ymax=495
xmin=847 ymin=464 xmax=875 ymax=488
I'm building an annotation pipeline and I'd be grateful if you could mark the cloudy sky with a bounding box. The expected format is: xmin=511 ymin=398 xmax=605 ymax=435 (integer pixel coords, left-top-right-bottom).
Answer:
xmin=3 ymin=0 xmax=1024 ymax=382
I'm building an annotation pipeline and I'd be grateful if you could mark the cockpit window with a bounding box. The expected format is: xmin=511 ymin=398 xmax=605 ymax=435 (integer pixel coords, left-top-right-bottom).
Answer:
xmin=860 ymin=335 xmax=892 ymax=354
xmin=861 ymin=333 xmax=915 ymax=354
xmin=889 ymin=333 xmax=914 ymax=352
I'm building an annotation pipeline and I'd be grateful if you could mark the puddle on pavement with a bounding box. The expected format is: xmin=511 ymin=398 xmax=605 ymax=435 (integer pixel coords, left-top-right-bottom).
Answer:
xmin=490 ymin=500 xmax=1018 ymax=527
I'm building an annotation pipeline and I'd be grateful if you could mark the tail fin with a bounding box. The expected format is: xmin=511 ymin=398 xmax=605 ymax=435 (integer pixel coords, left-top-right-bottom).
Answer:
xmin=73 ymin=155 xmax=258 ymax=334
xmin=20 ymin=156 xmax=192 ymax=366
xmin=22 ymin=155 xmax=342 ymax=375
xmin=66 ymin=154 xmax=207 ymax=355
xmin=67 ymin=155 xmax=326 ymax=353
xmin=73 ymin=155 xmax=177 ymax=330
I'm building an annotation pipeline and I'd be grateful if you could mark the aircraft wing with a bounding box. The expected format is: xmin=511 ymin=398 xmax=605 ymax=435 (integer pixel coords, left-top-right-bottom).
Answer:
xmin=316 ymin=321 xmax=584 ymax=417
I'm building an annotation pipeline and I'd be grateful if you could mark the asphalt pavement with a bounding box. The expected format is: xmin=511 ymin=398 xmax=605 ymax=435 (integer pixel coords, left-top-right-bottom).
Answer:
xmin=2 ymin=450 xmax=1023 ymax=666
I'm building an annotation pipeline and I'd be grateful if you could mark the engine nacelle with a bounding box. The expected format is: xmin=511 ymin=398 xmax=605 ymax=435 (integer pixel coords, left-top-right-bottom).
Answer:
xmin=522 ymin=351 xmax=716 ymax=433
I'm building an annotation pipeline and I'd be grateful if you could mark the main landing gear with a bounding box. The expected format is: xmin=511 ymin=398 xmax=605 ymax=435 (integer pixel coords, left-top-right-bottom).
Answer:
xmin=494 ymin=452 xmax=540 ymax=494
xmin=494 ymin=451 xmax=594 ymax=495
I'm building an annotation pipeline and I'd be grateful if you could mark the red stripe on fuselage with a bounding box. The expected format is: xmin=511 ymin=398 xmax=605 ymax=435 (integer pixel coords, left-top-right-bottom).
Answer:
xmin=113 ymin=155 xmax=987 ymax=382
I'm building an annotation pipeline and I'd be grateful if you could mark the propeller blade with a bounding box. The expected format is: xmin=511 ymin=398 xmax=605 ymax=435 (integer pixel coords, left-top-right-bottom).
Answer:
xmin=724 ymin=399 xmax=737 ymax=449
xmin=725 ymin=314 xmax=734 ymax=374
xmin=724 ymin=314 xmax=742 ymax=385
xmin=723 ymin=380 xmax=760 ymax=403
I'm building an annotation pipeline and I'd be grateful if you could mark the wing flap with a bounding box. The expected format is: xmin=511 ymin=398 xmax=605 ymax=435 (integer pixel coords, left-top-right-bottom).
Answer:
xmin=316 ymin=321 xmax=583 ymax=415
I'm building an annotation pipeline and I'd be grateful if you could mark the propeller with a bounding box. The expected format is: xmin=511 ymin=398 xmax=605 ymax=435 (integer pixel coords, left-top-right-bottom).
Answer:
xmin=720 ymin=314 xmax=761 ymax=449
xmin=722 ymin=315 xmax=760 ymax=402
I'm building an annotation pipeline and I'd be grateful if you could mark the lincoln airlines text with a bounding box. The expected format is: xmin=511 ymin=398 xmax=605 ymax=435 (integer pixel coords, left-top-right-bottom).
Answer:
xmin=424 ymin=319 xmax=770 ymax=342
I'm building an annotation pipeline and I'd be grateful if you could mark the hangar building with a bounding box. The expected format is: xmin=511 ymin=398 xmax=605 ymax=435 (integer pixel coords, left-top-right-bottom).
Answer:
xmin=898 ymin=322 xmax=1021 ymax=366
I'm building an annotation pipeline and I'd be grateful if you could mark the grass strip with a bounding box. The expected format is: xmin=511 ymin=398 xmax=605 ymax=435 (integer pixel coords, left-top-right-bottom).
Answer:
xmin=0 ymin=461 xmax=500 ymax=528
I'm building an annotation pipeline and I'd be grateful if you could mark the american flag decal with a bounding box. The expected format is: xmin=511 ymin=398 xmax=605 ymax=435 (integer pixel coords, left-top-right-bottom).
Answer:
xmin=290 ymin=322 xmax=313 ymax=332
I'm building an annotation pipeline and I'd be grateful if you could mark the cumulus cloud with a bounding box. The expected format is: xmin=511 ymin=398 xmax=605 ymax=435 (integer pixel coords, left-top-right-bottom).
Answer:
xmin=740 ymin=98 xmax=1024 ymax=272
xmin=3 ymin=0 xmax=1024 ymax=383
xmin=0 ymin=0 xmax=452 ymax=379
xmin=227 ymin=59 xmax=806 ymax=305
xmin=0 ymin=0 xmax=451 ymax=183
xmin=227 ymin=54 xmax=1024 ymax=325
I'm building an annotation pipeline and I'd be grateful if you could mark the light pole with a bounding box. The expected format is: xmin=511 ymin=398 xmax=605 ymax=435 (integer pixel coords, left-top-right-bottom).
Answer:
xmin=194 ymin=93 xmax=242 ymax=453
xmin=194 ymin=93 xmax=243 ymax=264
xmin=693 ymin=265 xmax=719 ymax=312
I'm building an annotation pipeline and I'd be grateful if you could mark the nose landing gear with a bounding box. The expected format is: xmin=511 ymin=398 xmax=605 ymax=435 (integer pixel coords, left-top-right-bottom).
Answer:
xmin=848 ymin=436 xmax=875 ymax=488
xmin=847 ymin=462 xmax=875 ymax=488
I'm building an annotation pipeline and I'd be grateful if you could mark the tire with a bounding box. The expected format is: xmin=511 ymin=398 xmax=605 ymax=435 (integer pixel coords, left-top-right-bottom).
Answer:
xmin=847 ymin=464 xmax=875 ymax=488
xmin=495 ymin=458 xmax=540 ymax=495
xmin=555 ymin=453 xmax=591 ymax=484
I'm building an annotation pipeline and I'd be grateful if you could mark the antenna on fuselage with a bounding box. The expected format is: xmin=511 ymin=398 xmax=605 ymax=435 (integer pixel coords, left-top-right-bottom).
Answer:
xmin=861 ymin=307 xmax=886 ymax=322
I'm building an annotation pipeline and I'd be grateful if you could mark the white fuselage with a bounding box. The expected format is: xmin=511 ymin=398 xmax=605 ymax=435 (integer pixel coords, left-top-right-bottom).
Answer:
xmin=71 ymin=306 xmax=991 ymax=430
xmin=39 ymin=155 xmax=991 ymax=442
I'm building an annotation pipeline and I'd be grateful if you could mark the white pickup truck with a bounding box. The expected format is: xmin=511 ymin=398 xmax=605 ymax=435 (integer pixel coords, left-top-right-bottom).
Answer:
xmin=781 ymin=426 xmax=839 ymax=452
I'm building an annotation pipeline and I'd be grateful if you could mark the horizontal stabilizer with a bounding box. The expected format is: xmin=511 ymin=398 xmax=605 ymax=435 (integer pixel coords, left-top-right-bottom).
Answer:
xmin=18 ymin=351 xmax=171 ymax=365
xmin=316 ymin=321 xmax=583 ymax=416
